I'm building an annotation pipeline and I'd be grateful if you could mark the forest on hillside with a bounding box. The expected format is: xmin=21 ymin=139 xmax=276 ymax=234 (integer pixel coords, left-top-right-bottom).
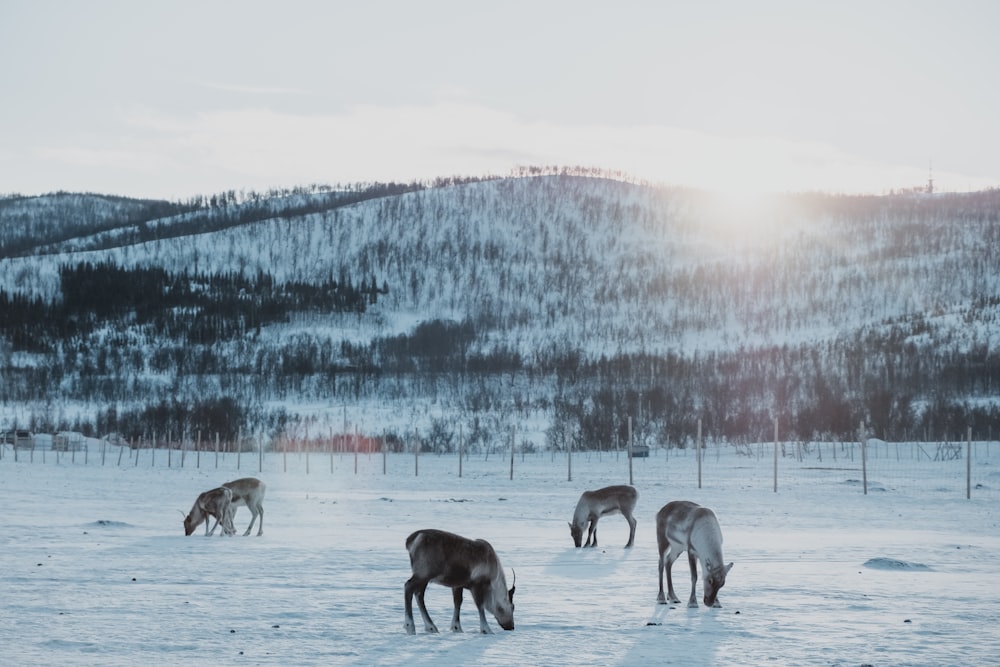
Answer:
xmin=1 ymin=172 xmax=998 ymax=451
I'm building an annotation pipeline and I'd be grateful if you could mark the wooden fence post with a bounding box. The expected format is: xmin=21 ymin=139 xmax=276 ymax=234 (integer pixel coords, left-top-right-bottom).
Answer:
xmin=773 ymin=417 xmax=778 ymax=493
xmin=697 ymin=418 xmax=702 ymax=489
xmin=567 ymin=433 xmax=573 ymax=483
xmin=860 ymin=420 xmax=868 ymax=495
xmin=967 ymin=425 xmax=972 ymax=500
xmin=509 ymin=426 xmax=515 ymax=481
xmin=628 ymin=415 xmax=635 ymax=486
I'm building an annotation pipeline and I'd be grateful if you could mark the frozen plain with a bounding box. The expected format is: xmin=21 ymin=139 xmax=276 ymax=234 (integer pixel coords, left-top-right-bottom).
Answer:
xmin=2 ymin=442 xmax=998 ymax=667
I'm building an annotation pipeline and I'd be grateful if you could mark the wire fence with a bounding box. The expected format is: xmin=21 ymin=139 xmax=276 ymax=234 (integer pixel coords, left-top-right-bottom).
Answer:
xmin=2 ymin=431 xmax=997 ymax=500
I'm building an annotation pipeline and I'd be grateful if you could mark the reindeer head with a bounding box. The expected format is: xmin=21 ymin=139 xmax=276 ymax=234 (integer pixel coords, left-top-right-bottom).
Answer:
xmin=568 ymin=522 xmax=584 ymax=548
xmin=703 ymin=562 xmax=734 ymax=607
xmin=183 ymin=505 xmax=203 ymax=536
xmin=484 ymin=569 xmax=516 ymax=631
xmin=497 ymin=569 xmax=516 ymax=631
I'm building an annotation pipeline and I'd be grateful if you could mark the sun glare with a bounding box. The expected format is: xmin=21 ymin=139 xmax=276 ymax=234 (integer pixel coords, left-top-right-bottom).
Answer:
xmin=700 ymin=189 xmax=783 ymax=243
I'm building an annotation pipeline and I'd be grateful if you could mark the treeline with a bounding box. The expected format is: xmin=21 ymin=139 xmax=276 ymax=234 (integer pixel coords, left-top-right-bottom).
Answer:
xmin=92 ymin=397 xmax=249 ymax=444
xmin=6 ymin=314 xmax=999 ymax=447
xmin=0 ymin=192 xmax=200 ymax=258
xmin=0 ymin=261 xmax=387 ymax=352
xmin=2 ymin=178 xmax=511 ymax=258
xmin=81 ymin=182 xmax=428 ymax=254
xmin=545 ymin=337 xmax=1000 ymax=449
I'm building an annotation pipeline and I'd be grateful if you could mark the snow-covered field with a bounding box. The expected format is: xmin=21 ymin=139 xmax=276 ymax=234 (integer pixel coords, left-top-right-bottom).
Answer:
xmin=2 ymin=443 xmax=998 ymax=666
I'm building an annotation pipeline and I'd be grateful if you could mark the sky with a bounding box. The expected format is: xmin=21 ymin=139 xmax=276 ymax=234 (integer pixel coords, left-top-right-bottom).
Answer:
xmin=2 ymin=0 xmax=999 ymax=201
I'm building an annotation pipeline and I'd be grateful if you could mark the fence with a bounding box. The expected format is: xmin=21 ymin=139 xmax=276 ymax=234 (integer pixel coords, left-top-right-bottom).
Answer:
xmin=1 ymin=432 xmax=997 ymax=500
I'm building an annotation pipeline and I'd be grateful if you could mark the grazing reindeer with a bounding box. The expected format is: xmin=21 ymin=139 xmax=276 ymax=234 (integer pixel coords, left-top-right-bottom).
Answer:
xmin=404 ymin=529 xmax=515 ymax=635
xmin=656 ymin=500 xmax=733 ymax=608
xmin=206 ymin=477 xmax=266 ymax=536
xmin=183 ymin=486 xmax=236 ymax=536
xmin=569 ymin=484 xmax=638 ymax=548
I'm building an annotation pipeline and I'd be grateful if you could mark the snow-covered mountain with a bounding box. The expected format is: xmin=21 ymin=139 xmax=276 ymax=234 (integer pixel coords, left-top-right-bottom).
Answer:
xmin=1 ymin=173 xmax=998 ymax=448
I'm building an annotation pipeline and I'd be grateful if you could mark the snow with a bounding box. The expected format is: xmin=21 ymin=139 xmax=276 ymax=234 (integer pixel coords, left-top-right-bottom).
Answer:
xmin=2 ymin=444 xmax=999 ymax=666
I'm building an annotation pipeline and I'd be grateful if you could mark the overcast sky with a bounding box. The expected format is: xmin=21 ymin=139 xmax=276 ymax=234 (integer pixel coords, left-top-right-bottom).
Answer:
xmin=2 ymin=0 xmax=998 ymax=200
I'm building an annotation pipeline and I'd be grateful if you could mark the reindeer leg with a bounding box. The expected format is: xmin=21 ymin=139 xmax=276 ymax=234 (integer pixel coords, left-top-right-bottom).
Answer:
xmin=410 ymin=579 xmax=438 ymax=633
xmin=624 ymin=511 xmax=637 ymax=548
xmin=656 ymin=545 xmax=678 ymax=604
xmin=243 ymin=508 xmax=255 ymax=536
xmin=403 ymin=577 xmax=438 ymax=634
xmin=586 ymin=517 xmax=598 ymax=547
xmin=209 ymin=510 xmax=232 ymax=536
xmin=656 ymin=549 xmax=667 ymax=604
xmin=470 ymin=585 xmax=493 ymax=634
xmin=665 ymin=548 xmax=682 ymax=604
xmin=687 ymin=552 xmax=700 ymax=608
xmin=403 ymin=578 xmax=418 ymax=634
xmin=449 ymin=587 xmax=464 ymax=632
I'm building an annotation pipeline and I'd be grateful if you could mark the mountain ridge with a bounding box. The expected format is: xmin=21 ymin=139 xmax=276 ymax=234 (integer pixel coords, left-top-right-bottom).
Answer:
xmin=1 ymin=174 xmax=998 ymax=447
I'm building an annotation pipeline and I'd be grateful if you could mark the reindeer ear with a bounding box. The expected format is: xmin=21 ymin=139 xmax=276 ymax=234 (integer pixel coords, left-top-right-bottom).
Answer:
xmin=725 ymin=562 xmax=734 ymax=574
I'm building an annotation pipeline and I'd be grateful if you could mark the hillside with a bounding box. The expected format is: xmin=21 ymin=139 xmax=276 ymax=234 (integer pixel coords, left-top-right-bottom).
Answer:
xmin=1 ymin=173 xmax=998 ymax=449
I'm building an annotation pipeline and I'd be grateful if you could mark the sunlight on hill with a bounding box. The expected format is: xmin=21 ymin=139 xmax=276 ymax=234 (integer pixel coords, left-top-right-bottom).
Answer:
xmin=699 ymin=189 xmax=783 ymax=244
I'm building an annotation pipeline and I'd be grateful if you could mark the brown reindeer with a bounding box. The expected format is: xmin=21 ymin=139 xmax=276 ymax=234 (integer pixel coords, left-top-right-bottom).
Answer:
xmin=656 ymin=500 xmax=733 ymax=608
xmin=205 ymin=478 xmax=266 ymax=536
xmin=569 ymin=484 xmax=638 ymax=548
xmin=404 ymin=529 xmax=515 ymax=634
xmin=183 ymin=486 xmax=236 ymax=536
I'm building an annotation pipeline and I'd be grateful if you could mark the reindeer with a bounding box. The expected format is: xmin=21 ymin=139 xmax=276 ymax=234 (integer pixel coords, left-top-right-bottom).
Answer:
xmin=569 ymin=484 xmax=638 ymax=548
xmin=205 ymin=477 xmax=266 ymax=536
xmin=656 ymin=500 xmax=733 ymax=608
xmin=183 ymin=486 xmax=236 ymax=536
xmin=404 ymin=529 xmax=515 ymax=635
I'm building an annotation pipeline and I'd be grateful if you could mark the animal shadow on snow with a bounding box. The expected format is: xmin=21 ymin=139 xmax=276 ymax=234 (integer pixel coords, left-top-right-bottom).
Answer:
xmin=543 ymin=542 xmax=635 ymax=579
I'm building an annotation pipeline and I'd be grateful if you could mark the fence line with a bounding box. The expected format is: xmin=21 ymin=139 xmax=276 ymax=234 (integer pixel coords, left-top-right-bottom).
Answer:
xmin=2 ymin=434 xmax=998 ymax=500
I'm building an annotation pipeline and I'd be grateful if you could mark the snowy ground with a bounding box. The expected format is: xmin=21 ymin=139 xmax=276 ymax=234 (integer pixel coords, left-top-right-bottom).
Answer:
xmin=2 ymin=444 xmax=999 ymax=666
